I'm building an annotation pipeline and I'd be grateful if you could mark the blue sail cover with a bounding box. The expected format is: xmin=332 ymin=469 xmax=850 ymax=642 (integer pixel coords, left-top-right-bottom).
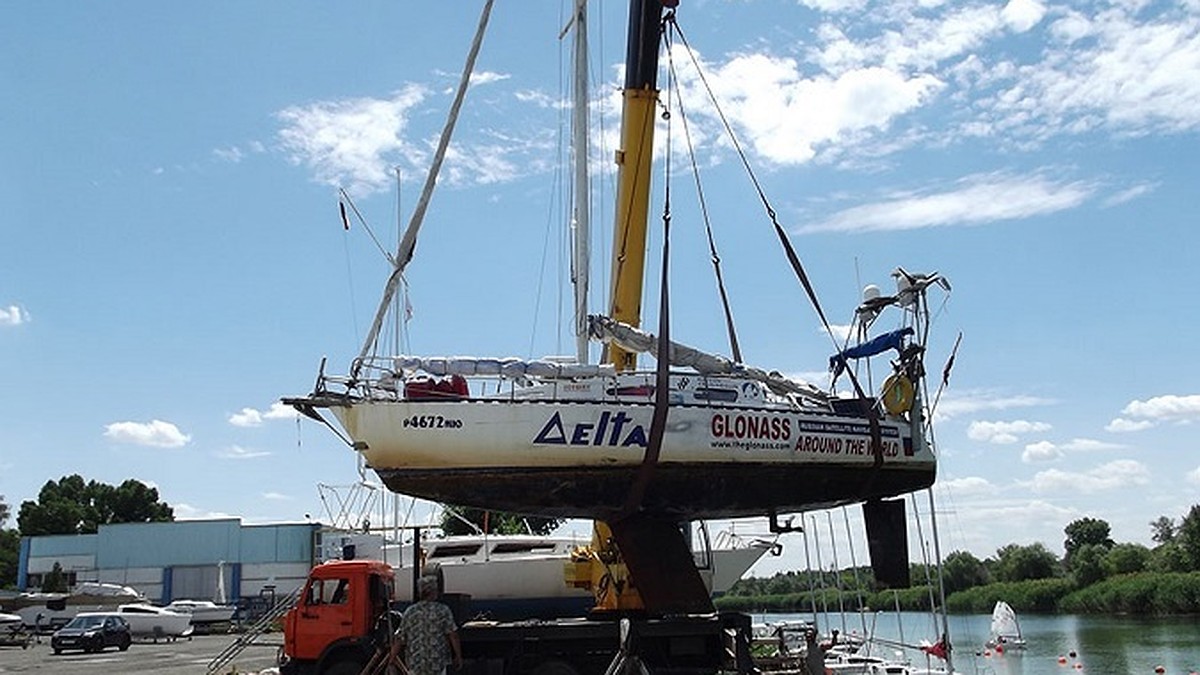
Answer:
xmin=830 ymin=327 xmax=914 ymax=376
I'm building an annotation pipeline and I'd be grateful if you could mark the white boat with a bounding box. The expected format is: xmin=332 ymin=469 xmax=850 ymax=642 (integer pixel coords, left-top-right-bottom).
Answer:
xmin=985 ymin=600 xmax=1026 ymax=650
xmin=8 ymin=582 xmax=147 ymax=630
xmin=286 ymin=0 xmax=951 ymax=615
xmin=377 ymin=527 xmax=776 ymax=618
xmin=163 ymin=599 xmax=238 ymax=625
xmin=287 ymin=0 xmax=947 ymax=523
xmin=114 ymin=603 xmax=193 ymax=638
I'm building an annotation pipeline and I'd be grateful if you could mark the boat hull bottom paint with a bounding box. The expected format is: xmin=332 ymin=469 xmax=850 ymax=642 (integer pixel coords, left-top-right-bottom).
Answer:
xmin=370 ymin=463 xmax=934 ymax=520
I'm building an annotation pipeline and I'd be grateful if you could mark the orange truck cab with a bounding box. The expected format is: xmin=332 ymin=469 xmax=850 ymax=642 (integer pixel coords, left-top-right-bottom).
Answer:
xmin=281 ymin=559 xmax=395 ymax=675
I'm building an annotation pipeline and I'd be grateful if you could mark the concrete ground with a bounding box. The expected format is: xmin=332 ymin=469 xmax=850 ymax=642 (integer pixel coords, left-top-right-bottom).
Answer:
xmin=0 ymin=632 xmax=281 ymax=674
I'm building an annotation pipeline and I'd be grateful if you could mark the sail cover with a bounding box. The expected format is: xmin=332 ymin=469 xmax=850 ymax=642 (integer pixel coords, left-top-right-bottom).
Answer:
xmin=829 ymin=327 xmax=914 ymax=376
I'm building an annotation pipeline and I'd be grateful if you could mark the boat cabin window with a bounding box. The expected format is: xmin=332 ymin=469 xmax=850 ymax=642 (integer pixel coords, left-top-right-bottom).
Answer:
xmin=121 ymin=606 xmax=153 ymax=614
xmin=693 ymin=387 xmax=738 ymax=402
xmin=428 ymin=543 xmax=483 ymax=558
xmin=490 ymin=542 xmax=557 ymax=555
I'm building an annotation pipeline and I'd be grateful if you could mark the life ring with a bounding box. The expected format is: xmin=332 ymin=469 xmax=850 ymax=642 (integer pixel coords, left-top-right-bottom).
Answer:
xmin=881 ymin=374 xmax=914 ymax=415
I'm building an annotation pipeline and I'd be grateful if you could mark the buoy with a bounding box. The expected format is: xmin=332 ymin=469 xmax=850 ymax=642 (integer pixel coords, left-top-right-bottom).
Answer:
xmin=1154 ymin=667 xmax=1165 ymax=674
xmin=996 ymin=645 xmax=1004 ymax=654
xmin=983 ymin=649 xmax=991 ymax=657
xmin=1074 ymin=664 xmax=1083 ymax=670
xmin=1058 ymin=656 xmax=1068 ymax=665
xmin=1069 ymin=651 xmax=1078 ymax=658
xmin=881 ymin=374 xmax=915 ymax=414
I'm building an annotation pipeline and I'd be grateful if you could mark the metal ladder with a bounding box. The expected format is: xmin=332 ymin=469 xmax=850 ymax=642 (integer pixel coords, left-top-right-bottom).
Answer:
xmin=206 ymin=587 xmax=301 ymax=675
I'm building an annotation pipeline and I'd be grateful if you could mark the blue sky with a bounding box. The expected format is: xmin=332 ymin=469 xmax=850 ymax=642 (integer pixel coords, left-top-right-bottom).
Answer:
xmin=3 ymin=0 xmax=1199 ymax=578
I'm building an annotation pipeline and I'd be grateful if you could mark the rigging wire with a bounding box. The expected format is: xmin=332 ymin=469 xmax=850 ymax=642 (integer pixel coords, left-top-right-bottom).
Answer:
xmin=340 ymin=188 xmax=395 ymax=265
xmin=667 ymin=15 xmax=887 ymax=479
xmin=662 ymin=25 xmax=743 ymax=364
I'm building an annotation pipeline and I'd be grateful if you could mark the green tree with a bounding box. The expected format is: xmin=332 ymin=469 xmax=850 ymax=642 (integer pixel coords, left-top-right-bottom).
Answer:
xmin=17 ymin=475 xmax=173 ymax=535
xmin=1103 ymin=543 xmax=1150 ymax=576
xmin=43 ymin=562 xmax=68 ymax=593
xmin=941 ymin=550 xmax=988 ymax=594
xmin=1063 ymin=517 xmax=1114 ymax=565
xmin=0 ymin=528 xmax=18 ymax=589
xmin=993 ymin=543 xmax=1060 ymax=582
xmin=1070 ymin=543 xmax=1107 ymax=586
xmin=0 ymin=494 xmax=9 ymax=526
xmin=1150 ymin=516 xmax=1176 ymax=544
xmin=1177 ymin=504 xmax=1200 ymax=571
xmin=1148 ymin=541 xmax=1191 ymax=573
xmin=439 ymin=505 xmax=561 ymax=536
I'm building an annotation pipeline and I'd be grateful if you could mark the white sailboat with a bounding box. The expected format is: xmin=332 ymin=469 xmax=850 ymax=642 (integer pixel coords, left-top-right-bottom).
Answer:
xmin=986 ymin=600 xmax=1026 ymax=650
xmin=286 ymin=0 xmax=952 ymax=614
xmin=287 ymin=0 xmax=948 ymax=526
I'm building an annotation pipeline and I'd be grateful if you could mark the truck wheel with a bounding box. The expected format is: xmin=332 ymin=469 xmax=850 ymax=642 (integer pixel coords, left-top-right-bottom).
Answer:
xmin=531 ymin=659 xmax=582 ymax=675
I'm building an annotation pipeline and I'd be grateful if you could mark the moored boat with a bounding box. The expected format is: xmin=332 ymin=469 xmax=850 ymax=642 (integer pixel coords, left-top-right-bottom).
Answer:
xmin=114 ymin=603 xmax=193 ymax=638
xmin=7 ymin=581 xmax=146 ymax=630
xmin=377 ymin=527 xmax=776 ymax=618
xmin=163 ymin=599 xmax=238 ymax=625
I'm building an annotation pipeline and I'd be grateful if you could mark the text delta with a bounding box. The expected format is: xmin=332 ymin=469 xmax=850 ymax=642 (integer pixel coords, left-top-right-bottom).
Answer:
xmin=533 ymin=411 xmax=648 ymax=447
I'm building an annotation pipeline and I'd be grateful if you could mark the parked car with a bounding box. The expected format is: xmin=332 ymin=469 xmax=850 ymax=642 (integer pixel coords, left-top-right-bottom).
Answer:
xmin=50 ymin=613 xmax=132 ymax=654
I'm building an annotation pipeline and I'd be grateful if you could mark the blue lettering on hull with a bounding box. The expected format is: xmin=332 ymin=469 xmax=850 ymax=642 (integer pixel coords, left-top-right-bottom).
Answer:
xmin=533 ymin=411 xmax=648 ymax=448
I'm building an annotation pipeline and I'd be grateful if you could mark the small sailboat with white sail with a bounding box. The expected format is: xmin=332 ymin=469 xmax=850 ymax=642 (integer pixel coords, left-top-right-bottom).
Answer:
xmin=985 ymin=600 xmax=1026 ymax=651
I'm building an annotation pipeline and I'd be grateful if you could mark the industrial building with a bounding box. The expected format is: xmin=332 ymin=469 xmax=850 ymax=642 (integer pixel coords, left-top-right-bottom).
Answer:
xmin=15 ymin=518 xmax=328 ymax=604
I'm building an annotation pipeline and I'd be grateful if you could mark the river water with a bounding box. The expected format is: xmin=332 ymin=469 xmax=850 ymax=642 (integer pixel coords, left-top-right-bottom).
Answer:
xmin=756 ymin=611 xmax=1199 ymax=675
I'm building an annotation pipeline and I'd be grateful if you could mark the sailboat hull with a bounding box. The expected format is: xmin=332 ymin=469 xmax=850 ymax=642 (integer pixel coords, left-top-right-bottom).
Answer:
xmin=331 ymin=398 xmax=935 ymax=520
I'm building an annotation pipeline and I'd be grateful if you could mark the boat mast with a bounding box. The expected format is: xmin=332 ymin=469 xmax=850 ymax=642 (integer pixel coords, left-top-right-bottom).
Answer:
xmin=606 ymin=0 xmax=667 ymax=372
xmin=355 ymin=0 xmax=495 ymax=370
xmin=570 ymin=0 xmax=591 ymax=364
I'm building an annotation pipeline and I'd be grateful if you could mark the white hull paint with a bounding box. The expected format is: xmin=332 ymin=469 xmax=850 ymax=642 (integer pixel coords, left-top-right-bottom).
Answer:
xmin=114 ymin=604 xmax=194 ymax=637
xmin=331 ymin=397 xmax=933 ymax=519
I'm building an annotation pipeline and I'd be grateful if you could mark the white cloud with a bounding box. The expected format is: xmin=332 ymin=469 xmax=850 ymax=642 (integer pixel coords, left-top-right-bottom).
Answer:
xmin=801 ymin=172 xmax=1095 ymax=234
xmin=262 ymin=492 xmax=291 ymax=501
xmin=827 ymin=323 xmax=854 ymax=342
xmin=1108 ymin=394 xmax=1200 ymax=431
xmin=1105 ymin=418 xmax=1155 ymax=433
xmin=1022 ymin=437 xmax=1123 ymax=462
xmin=172 ymin=503 xmax=236 ymax=520
xmin=0 ymin=305 xmax=30 ymax=326
xmin=213 ymin=146 xmax=244 ymax=163
xmin=931 ymin=389 xmax=1053 ymax=421
xmin=219 ymin=445 xmax=271 ymax=460
xmin=1001 ymin=0 xmax=1046 ymax=33
xmin=1022 ymin=440 xmax=1062 ymax=463
xmin=277 ymin=85 xmax=428 ymax=195
xmin=229 ymin=402 xmax=297 ymax=428
xmin=696 ymin=52 xmax=943 ymax=165
xmin=466 ymin=70 xmax=509 ymax=87
xmin=104 ymin=420 xmax=191 ymax=448
xmin=937 ymin=476 xmax=998 ymax=495
xmin=968 ymin=419 xmax=1051 ymax=444
xmin=1026 ymin=459 xmax=1151 ymax=493
xmin=982 ymin=5 xmax=1200 ymax=139
xmin=1102 ymin=182 xmax=1158 ymax=207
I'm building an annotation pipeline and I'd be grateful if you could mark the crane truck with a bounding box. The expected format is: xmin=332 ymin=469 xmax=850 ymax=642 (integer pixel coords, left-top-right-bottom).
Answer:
xmin=278 ymin=558 xmax=755 ymax=675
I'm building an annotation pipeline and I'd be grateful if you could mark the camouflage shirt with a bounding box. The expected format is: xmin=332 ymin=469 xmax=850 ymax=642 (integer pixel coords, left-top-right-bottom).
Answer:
xmin=399 ymin=601 xmax=457 ymax=675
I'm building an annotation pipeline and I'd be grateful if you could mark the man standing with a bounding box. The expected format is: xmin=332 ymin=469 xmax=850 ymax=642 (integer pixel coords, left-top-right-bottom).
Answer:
xmin=395 ymin=575 xmax=463 ymax=675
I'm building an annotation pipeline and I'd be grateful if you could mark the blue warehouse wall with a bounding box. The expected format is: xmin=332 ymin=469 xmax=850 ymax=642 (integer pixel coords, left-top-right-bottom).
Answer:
xmin=240 ymin=524 xmax=316 ymax=564
xmin=97 ymin=519 xmax=242 ymax=568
